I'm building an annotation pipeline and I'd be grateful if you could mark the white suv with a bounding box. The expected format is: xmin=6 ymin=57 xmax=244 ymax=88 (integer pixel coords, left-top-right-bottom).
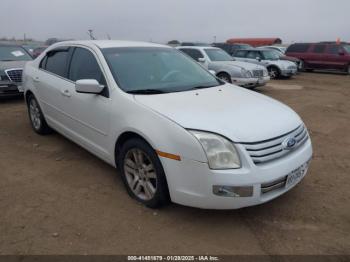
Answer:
xmin=23 ymin=40 xmax=312 ymax=209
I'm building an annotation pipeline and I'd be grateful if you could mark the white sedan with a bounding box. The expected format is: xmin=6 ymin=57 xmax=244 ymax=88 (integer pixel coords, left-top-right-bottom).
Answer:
xmin=23 ymin=40 xmax=312 ymax=209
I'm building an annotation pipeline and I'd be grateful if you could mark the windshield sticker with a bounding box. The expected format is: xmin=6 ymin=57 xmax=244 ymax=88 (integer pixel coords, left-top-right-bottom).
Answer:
xmin=11 ymin=50 xmax=25 ymax=57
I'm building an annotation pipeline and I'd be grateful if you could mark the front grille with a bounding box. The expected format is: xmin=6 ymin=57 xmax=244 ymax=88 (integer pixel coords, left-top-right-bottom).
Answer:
xmin=288 ymin=65 xmax=297 ymax=70
xmin=253 ymin=69 xmax=263 ymax=78
xmin=5 ymin=69 xmax=23 ymax=83
xmin=240 ymin=125 xmax=308 ymax=165
xmin=261 ymin=176 xmax=287 ymax=194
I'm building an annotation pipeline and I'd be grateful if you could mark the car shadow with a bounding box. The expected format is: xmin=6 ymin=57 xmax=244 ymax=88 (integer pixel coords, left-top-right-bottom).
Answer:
xmin=0 ymin=94 xmax=24 ymax=104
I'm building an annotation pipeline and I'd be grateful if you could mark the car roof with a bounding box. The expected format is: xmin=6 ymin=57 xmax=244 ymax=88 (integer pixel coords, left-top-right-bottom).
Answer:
xmin=51 ymin=40 xmax=169 ymax=49
xmin=177 ymin=46 xmax=220 ymax=50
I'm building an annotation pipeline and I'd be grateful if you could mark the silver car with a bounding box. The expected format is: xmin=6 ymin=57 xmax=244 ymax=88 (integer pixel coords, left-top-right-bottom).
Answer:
xmin=0 ymin=45 xmax=33 ymax=96
xmin=233 ymin=48 xmax=298 ymax=79
xmin=177 ymin=46 xmax=270 ymax=89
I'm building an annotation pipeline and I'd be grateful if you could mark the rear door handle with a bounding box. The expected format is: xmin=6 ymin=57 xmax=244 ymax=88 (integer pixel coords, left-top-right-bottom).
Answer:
xmin=61 ymin=89 xmax=71 ymax=97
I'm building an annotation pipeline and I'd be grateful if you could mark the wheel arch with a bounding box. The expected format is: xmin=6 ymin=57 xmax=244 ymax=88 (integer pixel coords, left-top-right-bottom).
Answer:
xmin=24 ymin=90 xmax=34 ymax=105
xmin=114 ymin=131 xmax=155 ymax=167
xmin=266 ymin=64 xmax=281 ymax=73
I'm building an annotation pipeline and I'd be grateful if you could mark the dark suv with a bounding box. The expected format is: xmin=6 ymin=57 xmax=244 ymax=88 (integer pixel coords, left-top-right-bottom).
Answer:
xmin=213 ymin=43 xmax=252 ymax=56
xmin=286 ymin=42 xmax=350 ymax=74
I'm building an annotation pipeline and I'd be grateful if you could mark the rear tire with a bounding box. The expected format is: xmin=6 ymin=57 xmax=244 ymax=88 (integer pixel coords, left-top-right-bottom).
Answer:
xmin=217 ymin=72 xmax=232 ymax=83
xmin=27 ymin=94 xmax=52 ymax=135
xmin=117 ymin=138 xmax=170 ymax=208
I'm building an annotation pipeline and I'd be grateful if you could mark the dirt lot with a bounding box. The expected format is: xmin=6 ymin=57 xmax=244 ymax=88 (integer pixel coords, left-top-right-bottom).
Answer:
xmin=0 ymin=73 xmax=349 ymax=255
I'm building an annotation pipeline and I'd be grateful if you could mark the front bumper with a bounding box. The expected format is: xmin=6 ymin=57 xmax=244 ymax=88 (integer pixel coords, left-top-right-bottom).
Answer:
xmin=0 ymin=81 xmax=23 ymax=96
xmin=281 ymin=68 xmax=298 ymax=77
xmin=160 ymin=138 xmax=312 ymax=209
xmin=232 ymin=76 xmax=270 ymax=88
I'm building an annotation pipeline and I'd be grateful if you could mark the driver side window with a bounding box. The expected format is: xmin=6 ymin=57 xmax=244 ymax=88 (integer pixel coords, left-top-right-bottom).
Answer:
xmin=68 ymin=47 xmax=109 ymax=97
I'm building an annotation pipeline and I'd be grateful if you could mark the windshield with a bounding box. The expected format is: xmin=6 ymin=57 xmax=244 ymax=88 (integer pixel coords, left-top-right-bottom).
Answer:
xmin=205 ymin=48 xmax=234 ymax=61
xmin=102 ymin=47 xmax=221 ymax=94
xmin=343 ymin=45 xmax=350 ymax=53
xmin=0 ymin=46 xmax=33 ymax=61
xmin=262 ymin=50 xmax=280 ymax=60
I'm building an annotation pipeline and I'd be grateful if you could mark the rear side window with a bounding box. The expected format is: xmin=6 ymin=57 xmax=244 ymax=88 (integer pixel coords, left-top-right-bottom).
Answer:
xmin=234 ymin=50 xmax=247 ymax=57
xmin=179 ymin=48 xmax=204 ymax=61
xmin=42 ymin=49 xmax=69 ymax=78
xmin=286 ymin=44 xmax=310 ymax=53
xmin=312 ymin=45 xmax=326 ymax=53
xmin=68 ymin=47 xmax=105 ymax=84
xmin=247 ymin=51 xmax=261 ymax=59
xmin=327 ymin=45 xmax=341 ymax=54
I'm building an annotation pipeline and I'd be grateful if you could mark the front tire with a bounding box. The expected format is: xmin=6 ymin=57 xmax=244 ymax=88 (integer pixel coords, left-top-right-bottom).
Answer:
xmin=267 ymin=66 xmax=280 ymax=79
xmin=27 ymin=94 xmax=52 ymax=135
xmin=118 ymin=138 xmax=170 ymax=208
xmin=217 ymin=72 xmax=232 ymax=83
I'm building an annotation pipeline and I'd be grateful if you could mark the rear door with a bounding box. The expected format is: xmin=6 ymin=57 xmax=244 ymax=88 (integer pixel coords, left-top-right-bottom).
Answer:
xmin=36 ymin=47 xmax=71 ymax=125
xmin=308 ymin=44 xmax=327 ymax=69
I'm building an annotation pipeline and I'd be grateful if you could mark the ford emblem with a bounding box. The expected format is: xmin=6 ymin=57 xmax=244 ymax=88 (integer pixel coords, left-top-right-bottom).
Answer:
xmin=283 ymin=137 xmax=297 ymax=150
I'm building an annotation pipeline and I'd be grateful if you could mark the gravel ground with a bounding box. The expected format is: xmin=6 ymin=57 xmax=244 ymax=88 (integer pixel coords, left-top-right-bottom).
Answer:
xmin=0 ymin=72 xmax=349 ymax=255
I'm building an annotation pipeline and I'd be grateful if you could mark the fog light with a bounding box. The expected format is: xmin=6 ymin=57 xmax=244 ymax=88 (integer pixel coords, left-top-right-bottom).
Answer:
xmin=213 ymin=185 xmax=253 ymax=197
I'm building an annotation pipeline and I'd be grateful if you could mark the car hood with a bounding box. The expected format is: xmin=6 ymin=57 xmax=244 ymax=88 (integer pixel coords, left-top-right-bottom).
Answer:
xmin=134 ymin=84 xmax=302 ymax=142
xmin=212 ymin=60 xmax=265 ymax=70
xmin=0 ymin=61 xmax=28 ymax=71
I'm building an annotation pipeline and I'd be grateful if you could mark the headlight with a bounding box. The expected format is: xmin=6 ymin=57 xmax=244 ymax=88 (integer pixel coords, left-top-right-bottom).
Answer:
xmin=0 ymin=72 xmax=9 ymax=81
xmin=189 ymin=130 xmax=241 ymax=169
xmin=241 ymin=69 xmax=252 ymax=78
xmin=263 ymin=69 xmax=269 ymax=77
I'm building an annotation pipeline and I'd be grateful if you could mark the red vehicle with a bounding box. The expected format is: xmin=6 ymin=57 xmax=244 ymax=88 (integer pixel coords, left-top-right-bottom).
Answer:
xmin=286 ymin=42 xmax=350 ymax=74
xmin=227 ymin=38 xmax=282 ymax=47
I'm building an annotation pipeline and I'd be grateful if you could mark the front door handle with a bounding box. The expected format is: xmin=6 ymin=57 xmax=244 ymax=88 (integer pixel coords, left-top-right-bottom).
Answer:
xmin=61 ymin=89 xmax=71 ymax=97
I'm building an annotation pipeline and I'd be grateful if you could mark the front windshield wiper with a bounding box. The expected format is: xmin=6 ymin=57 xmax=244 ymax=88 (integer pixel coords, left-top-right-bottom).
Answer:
xmin=126 ymin=89 xmax=167 ymax=94
xmin=188 ymin=84 xmax=219 ymax=91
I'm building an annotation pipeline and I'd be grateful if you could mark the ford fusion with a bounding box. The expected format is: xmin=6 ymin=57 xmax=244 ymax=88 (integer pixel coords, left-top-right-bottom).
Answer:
xmin=23 ymin=41 xmax=312 ymax=209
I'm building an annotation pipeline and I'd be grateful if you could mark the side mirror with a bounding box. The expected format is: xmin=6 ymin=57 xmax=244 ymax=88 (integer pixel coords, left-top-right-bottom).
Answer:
xmin=75 ymin=79 xmax=104 ymax=94
xmin=198 ymin=57 xmax=206 ymax=63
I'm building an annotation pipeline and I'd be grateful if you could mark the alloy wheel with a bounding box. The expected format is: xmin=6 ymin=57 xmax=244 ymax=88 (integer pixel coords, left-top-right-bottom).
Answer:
xmin=29 ymin=99 xmax=42 ymax=130
xmin=269 ymin=68 xmax=278 ymax=79
xmin=123 ymin=148 xmax=157 ymax=200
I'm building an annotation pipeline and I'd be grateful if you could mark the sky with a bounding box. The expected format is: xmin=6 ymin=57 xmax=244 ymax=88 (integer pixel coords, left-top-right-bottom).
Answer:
xmin=1 ymin=0 xmax=349 ymax=44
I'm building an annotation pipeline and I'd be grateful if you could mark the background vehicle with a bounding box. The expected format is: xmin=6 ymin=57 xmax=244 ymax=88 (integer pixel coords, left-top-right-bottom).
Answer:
xmin=32 ymin=46 xmax=48 ymax=58
xmin=286 ymin=42 xmax=350 ymax=74
xmin=257 ymin=47 xmax=302 ymax=70
xmin=227 ymin=38 xmax=282 ymax=47
xmin=0 ymin=44 xmax=33 ymax=96
xmin=212 ymin=43 xmax=252 ymax=56
xmin=23 ymin=40 xmax=312 ymax=210
xmin=180 ymin=42 xmax=211 ymax=46
xmin=177 ymin=46 xmax=269 ymax=88
xmin=233 ymin=48 xmax=298 ymax=79
xmin=259 ymin=45 xmax=287 ymax=54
